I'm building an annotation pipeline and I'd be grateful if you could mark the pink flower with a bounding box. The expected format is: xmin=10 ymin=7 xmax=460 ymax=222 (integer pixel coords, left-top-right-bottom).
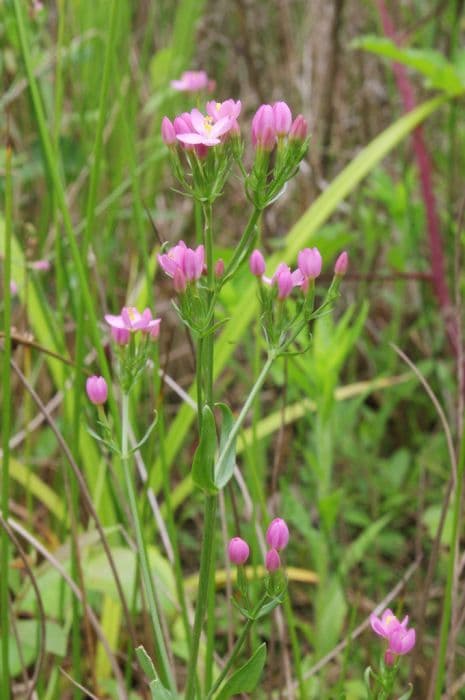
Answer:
xmin=273 ymin=102 xmax=292 ymax=136
xmin=206 ymin=99 xmax=241 ymax=123
xmin=228 ymin=537 xmax=250 ymax=565
xmin=31 ymin=259 xmax=51 ymax=271
xmin=370 ymin=609 xmax=416 ymax=666
xmin=86 ymin=375 xmax=108 ymax=405
xmin=252 ymin=104 xmax=276 ymax=150
xmin=176 ymin=108 xmax=234 ymax=147
xmin=170 ymin=70 xmax=212 ymax=93
xmin=105 ymin=307 xmax=161 ymax=340
xmin=265 ymin=549 xmax=281 ymax=572
xmin=266 ymin=518 xmax=289 ymax=550
xmin=10 ymin=281 xmax=18 ymax=296
xmin=265 ymin=263 xmax=302 ymax=300
xmin=158 ymin=241 xmax=205 ymax=283
xmin=298 ymin=248 xmax=322 ymax=280
xmin=289 ymin=115 xmax=308 ymax=142
xmin=249 ymin=249 xmax=266 ymax=277
xmin=334 ymin=251 xmax=348 ymax=276
xmin=161 ymin=117 xmax=176 ymax=146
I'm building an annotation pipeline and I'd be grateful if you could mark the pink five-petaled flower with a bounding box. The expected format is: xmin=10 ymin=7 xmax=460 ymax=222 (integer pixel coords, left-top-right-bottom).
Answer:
xmin=170 ymin=70 xmax=213 ymax=93
xmin=265 ymin=549 xmax=281 ymax=572
xmin=266 ymin=518 xmax=289 ymax=550
xmin=228 ymin=537 xmax=250 ymax=566
xmin=370 ymin=609 xmax=416 ymax=666
xmin=264 ymin=263 xmax=302 ymax=300
xmin=334 ymin=251 xmax=348 ymax=276
xmin=105 ymin=307 xmax=161 ymax=342
xmin=86 ymin=376 xmax=108 ymax=405
xmin=176 ymin=108 xmax=233 ymax=147
xmin=249 ymin=249 xmax=266 ymax=277
xmin=158 ymin=241 xmax=205 ymax=286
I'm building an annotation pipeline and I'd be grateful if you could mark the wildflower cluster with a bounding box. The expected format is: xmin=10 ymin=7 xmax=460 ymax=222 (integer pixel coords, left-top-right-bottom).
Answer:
xmin=250 ymin=247 xmax=347 ymax=352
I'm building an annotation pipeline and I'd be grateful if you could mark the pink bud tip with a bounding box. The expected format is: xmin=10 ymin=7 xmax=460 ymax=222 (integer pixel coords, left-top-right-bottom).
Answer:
xmin=265 ymin=548 xmax=281 ymax=572
xmin=161 ymin=117 xmax=177 ymax=146
xmin=228 ymin=537 xmax=250 ymax=566
xmin=334 ymin=251 xmax=348 ymax=276
xmin=273 ymin=101 xmax=292 ymax=136
xmin=289 ymin=114 xmax=308 ymax=142
xmin=86 ymin=375 xmax=108 ymax=405
xmin=10 ymin=281 xmax=18 ymax=296
xmin=249 ymin=249 xmax=266 ymax=277
xmin=214 ymin=259 xmax=225 ymax=278
xmin=252 ymin=104 xmax=276 ymax=151
xmin=298 ymin=247 xmax=322 ymax=280
xmin=266 ymin=518 xmax=289 ymax=550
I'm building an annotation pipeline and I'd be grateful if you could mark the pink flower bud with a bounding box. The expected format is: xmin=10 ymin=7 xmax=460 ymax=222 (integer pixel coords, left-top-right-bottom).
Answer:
xmin=298 ymin=247 xmax=322 ymax=280
xmin=273 ymin=101 xmax=292 ymax=136
xmin=111 ymin=327 xmax=130 ymax=345
xmin=289 ymin=114 xmax=308 ymax=142
xmin=161 ymin=117 xmax=177 ymax=146
xmin=10 ymin=281 xmax=18 ymax=296
xmin=252 ymin=104 xmax=276 ymax=150
xmin=334 ymin=251 xmax=348 ymax=276
xmin=228 ymin=537 xmax=250 ymax=565
xmin=214 ymin=258 xmax=225 ymax=278
xmin=31 ymin=259 xmax=51 ymax=271
xmin=86 ymin=375 xmax=108 ymax=405
xmin=265 ymin=549 xmax=281 ymax=572
xmin=266 ymin=518 xmax=289 ymax=550
xmin=272 ymin=264 xmax=294 ymax=300
xmin=249 ymin=249 xmax=266 ymax=277
xmin=173 ymin=267 xmax=187 ymax=293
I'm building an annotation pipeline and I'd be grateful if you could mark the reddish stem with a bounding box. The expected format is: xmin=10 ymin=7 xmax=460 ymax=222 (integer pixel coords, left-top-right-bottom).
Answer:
xmin=376 ymin=0 xmax=459 ymax=356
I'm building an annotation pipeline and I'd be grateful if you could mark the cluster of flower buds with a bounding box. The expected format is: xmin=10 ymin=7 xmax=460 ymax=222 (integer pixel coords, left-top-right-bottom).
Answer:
xmin=227 ymin=517 xmax=290 ymax=574
xmin=247 ymin=101 xmax=309 ymax=209
xmin=370 ymin=609 xmax=416 ymax=666
xmin=249 ymin=248 xmax=348 ymax=351
xmin=170 ymin=70 xmax=215 ymax=94
xmin=251 ymin=102 xmax=307 ymax=152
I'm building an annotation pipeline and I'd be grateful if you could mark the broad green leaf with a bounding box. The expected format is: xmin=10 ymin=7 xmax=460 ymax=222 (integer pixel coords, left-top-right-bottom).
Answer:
xmin=149 ymin=96 xmax=447 ymax=494
xmin=150 ymin=679 xmax=175 ymax=700
xmin=216 ymin=643 xmax=267 ymax=700
xmin=192 ymin=405 xmax=218 ymax=493
xmin=0 ymin=620 xmax=67 ymax=678
xmin=352 ymin=36 xmax=464 ymax=95
xmin=214 ymin=402 xmax=237 ymax=490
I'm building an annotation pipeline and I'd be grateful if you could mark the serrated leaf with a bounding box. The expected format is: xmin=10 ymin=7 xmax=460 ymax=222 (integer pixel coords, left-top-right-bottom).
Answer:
xmin=215 ymin=643 xmax=267 ymax=700
xmin=192 ymin=405 xmax=218 ymax=493
xmin=214 ymin=403 xmax=237 ymax=489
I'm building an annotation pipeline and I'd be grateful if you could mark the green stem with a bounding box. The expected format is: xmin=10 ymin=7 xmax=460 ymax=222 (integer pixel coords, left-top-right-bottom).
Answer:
xmin=206 ymin=594 xmax=267 ymax=699
xmin=215 ymin=353 xmax=276 ymax=487
xmin=121 ymin=394 xmax=175 ymax=693
xmin=184 ymin=495 xmax=218 ymax=700
xmin=282 ymin=594 xmax=305 ymax=699
xmin=434 ymin=416 xmax=465 ymax=698
xmin=221 ymin=207 xmax=261 ymax=285
xmin=1 ymin=143 xmax=13 ymax=700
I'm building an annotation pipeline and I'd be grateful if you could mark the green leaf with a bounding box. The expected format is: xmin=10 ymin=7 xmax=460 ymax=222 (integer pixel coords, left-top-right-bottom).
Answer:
xmin=398 ymin=685 xmax=414 ymax=700
xmin=214 ymin=403 xmax=237 ymax=490
xmin=136 ymin=645 xmax=157 ymax=681
xmin=191 ymin=406 xmax=218 ymax=493
xmin=215 ymin=643 xmax=267 ymax=700
xmin=352 ymin=36 xmax=464 ymax=95
xmin=150 ymin=679 xmax=175 ymax=699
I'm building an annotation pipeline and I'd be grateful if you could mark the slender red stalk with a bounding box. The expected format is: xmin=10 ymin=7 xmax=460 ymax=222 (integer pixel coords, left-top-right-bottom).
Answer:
xmin=376 ymin=0 xmax=459 ymax=356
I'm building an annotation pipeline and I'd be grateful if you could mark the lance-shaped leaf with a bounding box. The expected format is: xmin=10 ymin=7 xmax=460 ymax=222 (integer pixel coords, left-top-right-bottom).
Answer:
xmin=215 ymin=643 xmax=267 ymax=700
xmin=192 ymin=405 xmax=218 ymax=493
xmin=214 ymin=402 xmax=237 ymax=490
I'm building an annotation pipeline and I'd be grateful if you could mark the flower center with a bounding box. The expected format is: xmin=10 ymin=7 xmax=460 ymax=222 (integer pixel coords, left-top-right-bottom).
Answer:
xmin=203 ymin=116 xmax=214 ymax=133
